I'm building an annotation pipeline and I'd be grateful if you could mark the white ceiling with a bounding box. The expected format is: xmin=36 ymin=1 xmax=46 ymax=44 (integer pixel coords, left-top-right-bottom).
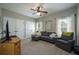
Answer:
xmin=0 ymin=3 xmax=76 ymax=18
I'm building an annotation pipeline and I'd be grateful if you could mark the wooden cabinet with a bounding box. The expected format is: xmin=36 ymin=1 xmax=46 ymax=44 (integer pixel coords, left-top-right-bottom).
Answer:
xmin=0 ymin=37 xmax=21 ymax=55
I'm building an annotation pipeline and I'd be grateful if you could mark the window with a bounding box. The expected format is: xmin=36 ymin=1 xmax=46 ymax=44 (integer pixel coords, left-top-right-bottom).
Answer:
xmin=36 ymin=21 xmax=43 ymax=31
xmin=61 ymin=21 xmax=67 ymax=32
xmin=57 ymin=15 xmax=74 ymax=37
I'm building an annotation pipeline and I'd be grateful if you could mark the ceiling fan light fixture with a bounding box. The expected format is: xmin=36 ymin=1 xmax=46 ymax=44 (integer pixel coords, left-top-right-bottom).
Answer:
xmin=37 ymin=12 xmax=41 ymax=16
xmin=31 ymin=3 xmax=48 ymax=16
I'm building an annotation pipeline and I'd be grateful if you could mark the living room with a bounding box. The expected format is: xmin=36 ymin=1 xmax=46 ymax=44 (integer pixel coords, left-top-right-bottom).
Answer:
xmin=0 ymin=3 xmax=79 ymax=55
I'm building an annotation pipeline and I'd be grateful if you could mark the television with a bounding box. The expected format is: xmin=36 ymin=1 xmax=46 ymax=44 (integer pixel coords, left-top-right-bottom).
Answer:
xmin=5 ymin=20 xmax=11 ymax=40
xmin=0 ymin=21 xmax=11 ymax=43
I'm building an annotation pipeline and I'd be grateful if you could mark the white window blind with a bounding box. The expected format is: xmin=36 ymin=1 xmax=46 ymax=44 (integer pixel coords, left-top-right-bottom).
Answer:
xmin=57 ymin=15 xmax=75 ymax=37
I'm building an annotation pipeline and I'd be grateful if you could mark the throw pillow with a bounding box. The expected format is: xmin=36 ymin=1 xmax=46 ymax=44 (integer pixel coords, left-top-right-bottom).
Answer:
xmin=63 ymin=32 xmax=72 ymax=37
xmin=35 ymin=31 xmax=41 ymax=36
xmin=49 ymin=33 xmax=57 ymax=38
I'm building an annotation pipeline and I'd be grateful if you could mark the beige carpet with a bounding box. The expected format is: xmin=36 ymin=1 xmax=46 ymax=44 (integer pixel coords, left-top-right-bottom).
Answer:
xmin=21 ymin=40 xmax=75 ymax=55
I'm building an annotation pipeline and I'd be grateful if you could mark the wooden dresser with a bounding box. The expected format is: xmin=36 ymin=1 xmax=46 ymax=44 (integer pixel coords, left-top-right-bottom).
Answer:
xmin=0 ymin=37 xmax=21 ymax=55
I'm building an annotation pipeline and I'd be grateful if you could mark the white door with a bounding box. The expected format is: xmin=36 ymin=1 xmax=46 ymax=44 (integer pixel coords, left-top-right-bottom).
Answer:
xmin=16 ymin=19 xmax=25 ymax=39
xmin=25 ymin=21 xmax=35 ymax=39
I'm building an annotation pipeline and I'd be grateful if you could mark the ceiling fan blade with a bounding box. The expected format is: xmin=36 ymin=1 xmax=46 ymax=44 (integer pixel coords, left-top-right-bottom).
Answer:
xmin=39 ymin=10 xmax=48 ymax=13
xmin=36 ymin=6 xmax=40 ymax=11
xmin=36 ymin=3 xmax=44 ymax=8
xmin=30 ymin=8 xmax=36 ymax=11
xmin=31 ymin=3 xmax=44 ymax=11
xmin=30 ymin=3 xmax=48 ymax=16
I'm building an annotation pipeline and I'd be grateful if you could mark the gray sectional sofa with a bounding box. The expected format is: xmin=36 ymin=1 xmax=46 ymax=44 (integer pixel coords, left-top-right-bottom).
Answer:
xmin=32 ymin=31 xmax=57 ymax=44
xmin=31 ymin=31 xmax=75 ymax=52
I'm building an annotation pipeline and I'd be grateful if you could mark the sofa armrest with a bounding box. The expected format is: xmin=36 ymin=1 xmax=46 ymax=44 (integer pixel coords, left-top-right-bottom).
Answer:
xmin=67 ymin=40 xmax=75 ymax=47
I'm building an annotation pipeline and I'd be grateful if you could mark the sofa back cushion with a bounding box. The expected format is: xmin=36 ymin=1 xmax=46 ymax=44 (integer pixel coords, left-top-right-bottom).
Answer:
xmin=41 ymin=31 xmax=52 ymax=36
xmin=35 ymin=31 xmax=41 ymax=36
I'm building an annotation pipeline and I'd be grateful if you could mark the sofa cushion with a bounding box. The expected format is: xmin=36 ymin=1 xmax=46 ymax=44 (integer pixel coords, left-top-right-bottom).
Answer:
xmin=41 ymin=36 xmax=50 ymax=39
xmin=41 ymin=31 xmax=52 ymax=36
xmin=57 ymin=39 xmax=68 ymax=44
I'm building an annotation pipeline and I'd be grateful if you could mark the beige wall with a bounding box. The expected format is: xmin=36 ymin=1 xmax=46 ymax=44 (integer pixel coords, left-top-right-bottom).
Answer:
xmin=2 ymin=8 xmax=35 ymax=21
xmin=40 ymin=19 xmax=56 ymax=32
xmin=38 ymin=7 xmax=76 ymax=32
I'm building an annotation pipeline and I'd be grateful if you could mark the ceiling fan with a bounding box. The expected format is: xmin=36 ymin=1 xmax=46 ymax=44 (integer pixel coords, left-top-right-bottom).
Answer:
xmin=30 ymin=3 xmax=48 ymax=16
